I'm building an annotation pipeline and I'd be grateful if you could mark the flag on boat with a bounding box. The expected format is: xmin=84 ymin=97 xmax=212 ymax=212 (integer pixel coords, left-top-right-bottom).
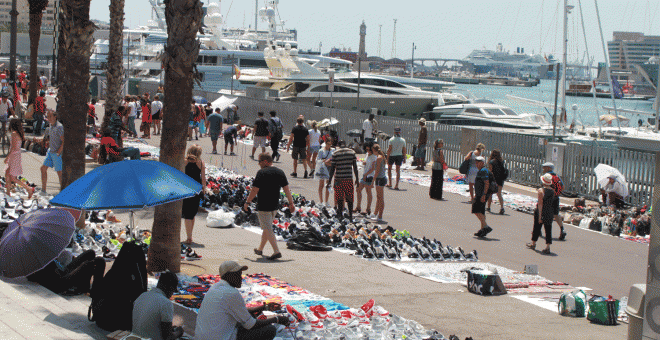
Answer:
xmin=611 ymin=76 xmax=624 ymax=99
xmin=233 ymin=64 xmax=241 ymax=79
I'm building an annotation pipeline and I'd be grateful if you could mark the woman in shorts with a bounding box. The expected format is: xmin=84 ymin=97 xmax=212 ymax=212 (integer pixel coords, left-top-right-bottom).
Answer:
xmin=355 ymin=142 xmax=375 ymax=216
xmin=315 ymin=137 xmax=334 ymax=205
xmin=371 ymin=144 xmax=388 ymax=221
xmin=307 ymin=121 xmax=322 ymax=177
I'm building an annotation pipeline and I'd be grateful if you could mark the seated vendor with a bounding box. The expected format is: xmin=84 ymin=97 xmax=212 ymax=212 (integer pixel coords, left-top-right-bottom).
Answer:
xmin=100 ymin=130 xmax=141 ymax=162
xmin=132 ymin=272 xmax=183 ymax=340
xmin=194 ymin=261 xmax=289 ymax=340
xmin=600 ymin=174 xmax=626 ymax=209
xmin=27 ymin=249 xmax=105 ymax=296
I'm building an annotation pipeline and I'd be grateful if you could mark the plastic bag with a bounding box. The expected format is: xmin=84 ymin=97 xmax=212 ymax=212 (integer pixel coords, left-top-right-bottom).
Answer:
xmin=558 ymin=290 xmax=587 ymax=317
xmin=207 ymin=210 xmax=235 ymax=228
xmin=587 ymin=295 xmax=619 ymax=325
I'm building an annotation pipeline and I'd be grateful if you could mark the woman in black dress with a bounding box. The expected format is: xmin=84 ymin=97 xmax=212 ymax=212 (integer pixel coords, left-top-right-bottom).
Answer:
xmin=527 ymin=173 xmax=555 ymax=254
xmin=182 ymin=144 xmax=206 ymax=245
xmin=429 ymin=139 xmax=446 ymax=200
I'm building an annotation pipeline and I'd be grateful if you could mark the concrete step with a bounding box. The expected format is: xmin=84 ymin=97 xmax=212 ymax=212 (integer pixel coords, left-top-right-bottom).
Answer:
xmin=0 ymin=277 xmax=108 ymax=339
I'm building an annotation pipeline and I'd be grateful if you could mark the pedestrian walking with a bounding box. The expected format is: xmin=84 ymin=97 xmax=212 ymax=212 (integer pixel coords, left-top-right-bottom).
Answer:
xmin=151 ymin=95 xmax=163 ymax=135
xmin=33 ymin=90 xmax=46 ymax=136
xmin=307 ymin=121 xmax=322 ymax=178
xmin=267 ymin=111 xmax=284 ymax=162
xmin=527 ymin=173 xmax=555 ymax=254
xmin=200 ymin=103 xmax=211 ymax=137
xmin=206 ymin=108 xmax=223 ymax=154
xmin=371 ymin=144 xmax=388 ymax=221
xmin=245 ymin=153 xmax=295 ymax=261
xmin=354 ymin=143 xmax=375 ymax=216
xmin=316 ymin=137 xmax=334 ymax=206
xmin=5 ymin=118 xmax=34 ymax=198
xmin=223 ymin=124 xmax=238 ymax=155
xmin=386 ymin=127 xmax=406 ymax=190
xmin=472 ymin=156 xmax=493 ymax=238
xmin=126 ymin=96 xmax=138 ymax=136
xmin=327 ymin=140 xmax=360 ymax=221
xmin=430 ymin=139 xmax=446 ymax=200
xmin=188 ymin=101 xmax=196 ymax=141
xmin=541 ymin=162 xmax=567 ymax=241
xmin=251 ymin=112 xmax=269 ymax=159
xmin=40 ymin=110 xmax=63 ymax=194
xmin=415 ymin=118 xmax=428 ymax=170
xmin=140 ymin=96 xmax=151 ymax=139
xmin=362 ymin=113 xmax=376 ymax=145
xmin=465 ymin=143 xmax=486 ymax=203
xmin=87 ymin=98 xmax=97 ymax=135
xmin=286 ymin=116 xmax=310 ymax=178
xmin=487 ymin=149 xmax=506 ymax=214
xmin=182 ymin=144 xmax=206 ymax=245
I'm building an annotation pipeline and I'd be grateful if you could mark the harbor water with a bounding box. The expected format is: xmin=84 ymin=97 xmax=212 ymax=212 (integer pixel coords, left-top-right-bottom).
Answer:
xmin=455 ymin=79 xmax=656 ymax=127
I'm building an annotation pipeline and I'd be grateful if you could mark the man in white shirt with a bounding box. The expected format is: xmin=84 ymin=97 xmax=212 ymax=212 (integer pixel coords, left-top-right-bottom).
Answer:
xmin=195 ymin=261 xmax=289 ymax=340
xmin=362 ymin=113 xmax=375 ymax=145
xmin=601 ymin=174 xmax=626 ymax=208
xmin=126 ymin=96 xmax=138 ymax=136
xmin=39 ymin=72 xmax=48 ymax=89
xmin=0 ymin=91 xmax=14 ymax=133
xmin=151 ymin=95 xmax=163 ymax=135
xmin=132 ymin=272 xmax=184 ymax=340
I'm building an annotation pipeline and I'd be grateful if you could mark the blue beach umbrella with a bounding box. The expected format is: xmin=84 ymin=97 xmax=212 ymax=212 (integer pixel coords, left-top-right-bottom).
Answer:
xmin=50 ymin=160 xmax=203 ymax=232
xmin=192 ymin=95 xmax=208 ymax=104
xmin=0 ymin=208 xmax=75 ymax=278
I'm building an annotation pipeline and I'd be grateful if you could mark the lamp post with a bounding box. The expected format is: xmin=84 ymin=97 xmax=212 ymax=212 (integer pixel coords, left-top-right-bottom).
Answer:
xmin=9 ymin=0 xmax=18 ymax=84
xmin=356 ymin=21 xmax=366 ymax=112
xmin=411 ymin=42 xmax=416 ymax=79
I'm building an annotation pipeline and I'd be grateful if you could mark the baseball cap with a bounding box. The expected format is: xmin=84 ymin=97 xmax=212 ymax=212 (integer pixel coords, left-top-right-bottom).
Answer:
xmin=218 ymin=261 xmax=248 ymax=277
xmin=475 ymin=156 xmax=485 ymax=162
xmin=542 ymin=162 xmax=554 ymax=169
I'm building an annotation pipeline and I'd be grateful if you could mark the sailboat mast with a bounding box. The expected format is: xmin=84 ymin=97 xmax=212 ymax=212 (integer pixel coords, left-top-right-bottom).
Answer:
xmin=594 ymin=0 xmax=621 ymax=133
xmin=562 ymin=0 xmax=569 ymax=117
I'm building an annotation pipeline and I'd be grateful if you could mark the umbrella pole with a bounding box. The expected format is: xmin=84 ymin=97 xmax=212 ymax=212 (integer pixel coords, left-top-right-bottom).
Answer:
xmin=130 ymin=211 xmax=134 ymax=240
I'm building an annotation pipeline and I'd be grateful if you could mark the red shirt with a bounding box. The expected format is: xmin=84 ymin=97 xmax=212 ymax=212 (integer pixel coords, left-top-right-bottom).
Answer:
xmin=141 ymin=104 xmax=152 ymax=123
xmin=101 ymin=137 xmax=120 ymax=157
xmin=35 ymin=96 xmax=46 ymax=114
xmin=88 ymin=104 xmax=96 ymax=118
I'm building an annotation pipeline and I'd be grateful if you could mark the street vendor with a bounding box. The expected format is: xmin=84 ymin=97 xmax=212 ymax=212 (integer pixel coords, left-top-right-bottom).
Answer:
xmin=601 ymin=174 xmax=626 ymax=209
xmin=194 ymin=261 xmax=289 ymax=340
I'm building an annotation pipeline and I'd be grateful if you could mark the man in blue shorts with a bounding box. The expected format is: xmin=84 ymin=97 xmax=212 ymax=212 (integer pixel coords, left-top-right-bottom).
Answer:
xmin=40 ymin=110 xmax=64 ymax=194
xmin=206 ymin=108 xmax=224 ymax=154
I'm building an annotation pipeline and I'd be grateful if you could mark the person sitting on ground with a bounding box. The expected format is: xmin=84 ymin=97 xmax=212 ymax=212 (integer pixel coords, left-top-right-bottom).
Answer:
xmin=100 ymin=129 xmax=141 ymax=162
xmin=132 ymin=272 xmax=184 ymax=340
xmin=195 ymin=261 xmax=289 ymax=340
xmin=27 ymin=249 xmax=106 ymax=296
xmin=600 ymin=174 xmax=626 ymax=209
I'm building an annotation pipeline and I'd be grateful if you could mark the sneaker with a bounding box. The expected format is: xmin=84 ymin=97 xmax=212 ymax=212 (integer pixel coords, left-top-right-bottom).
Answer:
xmin=483 ymin=226 xmax=493 ymax=236
xmin=559 ymin=231 xmax=567 ymax=241
xmin=185 ymin=248 xmax=202 ymax=260
xmin=230 ymin=152 xmax=236 ymax=156
xmin=474 ymin=229 xmax=486 ymax=237
xmin=303 ymin=171 xmax=308 ymax=179
xmin=290 ymin=172 xmax=298 ymax=177
xmin=309 ymin=170 xmax=315 ymax=178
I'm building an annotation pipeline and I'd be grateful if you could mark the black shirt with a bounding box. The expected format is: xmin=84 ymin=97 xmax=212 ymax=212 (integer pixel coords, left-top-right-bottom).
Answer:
xmin=489 ymin=159 xmax=505 ymax=181
xmin=254 ymin=117 xmax=270 ymax=137
xmin=252 ymin=166 xmax=288 ymax=211
xmin=291 ymin=125 xmax=309 ymax=148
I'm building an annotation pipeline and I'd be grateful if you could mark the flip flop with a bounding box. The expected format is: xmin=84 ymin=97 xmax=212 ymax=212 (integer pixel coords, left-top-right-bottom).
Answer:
xmin=525 ymin=243 xmax=536 ymax=250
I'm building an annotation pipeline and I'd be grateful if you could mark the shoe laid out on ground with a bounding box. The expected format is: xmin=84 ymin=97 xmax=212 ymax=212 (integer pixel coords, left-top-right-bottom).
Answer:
xmin=185 ymin=247 xmax=202 ymax=260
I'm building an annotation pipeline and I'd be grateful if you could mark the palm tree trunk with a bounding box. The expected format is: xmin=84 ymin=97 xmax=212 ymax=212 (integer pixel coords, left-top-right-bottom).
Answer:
xmin=147 ymin=0 xmax=203 ymax=273
xmin=102 ymin=0 xmax=124 ymax=132
xmin=27 ymin=0 xmax=48 ymax=104
xmin=55 ymin=7 xmax=66 ymax=113
xmin=59 ymin=0 xmax=95 ymax=189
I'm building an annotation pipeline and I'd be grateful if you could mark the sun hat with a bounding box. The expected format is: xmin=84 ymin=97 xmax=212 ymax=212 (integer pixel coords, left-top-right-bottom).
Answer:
xmin=541 ymin=173 xmax=553 ymax=185
xmin=608 ymin=174 xmax=618 ymax=179
xmin=218 ymin=261 xmax=248 ymax=277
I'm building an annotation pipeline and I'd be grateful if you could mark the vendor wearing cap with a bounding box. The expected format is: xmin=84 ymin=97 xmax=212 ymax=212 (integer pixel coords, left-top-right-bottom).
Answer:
xmin=541 ymin=162 xmax=567 ymax=241
xmin=473 ymin=156 xmax=493 ymax=237
xmin=600 ymin=174 xmax=626 ymax=209
xmin=195 ymin=261 xmax=289 ymax=340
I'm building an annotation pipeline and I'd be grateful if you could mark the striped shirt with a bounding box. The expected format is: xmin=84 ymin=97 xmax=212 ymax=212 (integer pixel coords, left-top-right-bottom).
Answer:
xmin=331 ymin=148 xmax=356 ymax=179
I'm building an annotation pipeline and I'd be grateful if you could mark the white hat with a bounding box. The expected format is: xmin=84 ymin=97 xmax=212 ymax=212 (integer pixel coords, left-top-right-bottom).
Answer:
xmin=218 ymin=261 xmax=248 ymax=277
xmin=608 ymin=174 xmax=618 ymax=179
xmin=475 ymin=156 xmax=485 ymax=162
xmin=542 ymin=162 xmax=554 ymax=169
xmin=541 ymin=173 xmax=553 ymax=185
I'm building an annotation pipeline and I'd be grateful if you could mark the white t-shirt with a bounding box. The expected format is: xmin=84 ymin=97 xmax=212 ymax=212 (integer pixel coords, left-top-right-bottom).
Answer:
xmin=151 ymin=100 xmax=163 ymax=115
xmin=132 ymin=288 xmax=173 ymax=340
xmin=309 ymin=129 xmax=321 ymax=147
xmin=40 ymin=76 xmax=48 ymax=87
xmin=128 ymin=102 xmax=137 ymax=117
xmin=195 ymin=280 xmax=257 ymax=340
xmin=362 ymin=119 xmax=373 ymax=139
xmin=363 ymin=154 xmax=377 ymax=177
xmin=0 ymin=99 xmax=13 ymax=119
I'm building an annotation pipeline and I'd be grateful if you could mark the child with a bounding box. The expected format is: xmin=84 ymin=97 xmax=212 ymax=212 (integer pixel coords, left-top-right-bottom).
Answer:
xmin=5 ymin=118 xmax=34 ymax=198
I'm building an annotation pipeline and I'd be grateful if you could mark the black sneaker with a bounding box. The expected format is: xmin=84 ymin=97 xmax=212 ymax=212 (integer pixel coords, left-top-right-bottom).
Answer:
xmin=559 ymin=231 xmax=567 ymax=241
xmin=290 ymin=172 xmax=297 ymax=177
xmin=474 ymin=229 xmax=486 ymax=237
xmin=309 ymin=170 xmax=315 ymax=178
xmin=303 ymin=171 xmax=308 ymax=179
xmin=483 ymin=226 xmax=493 ymax=236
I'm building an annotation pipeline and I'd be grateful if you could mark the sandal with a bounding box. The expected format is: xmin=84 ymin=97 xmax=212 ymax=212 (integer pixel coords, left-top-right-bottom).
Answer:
xmin=541 ymin=248 xmax=551 ymax=255
xmin=254 ymin=248 xmax=263 ymax=256
xmin=267 ymin=252 xmax=282 ymax=260
xmin=525 ymin=243 xmax=536 ymax=250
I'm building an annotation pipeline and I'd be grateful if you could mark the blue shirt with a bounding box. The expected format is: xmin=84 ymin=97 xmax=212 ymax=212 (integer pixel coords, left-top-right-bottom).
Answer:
xmin=474 ymin=167 xmax=489 ymax=197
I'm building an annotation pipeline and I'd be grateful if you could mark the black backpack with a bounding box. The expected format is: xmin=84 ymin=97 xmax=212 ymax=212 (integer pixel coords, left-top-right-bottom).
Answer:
xmin=88 ymin=241 xmax=147 ymax=332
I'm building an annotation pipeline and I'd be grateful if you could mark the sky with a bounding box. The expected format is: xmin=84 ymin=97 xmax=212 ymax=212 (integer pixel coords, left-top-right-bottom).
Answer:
xmin=89 ymin=0 xmax=660 ymax=63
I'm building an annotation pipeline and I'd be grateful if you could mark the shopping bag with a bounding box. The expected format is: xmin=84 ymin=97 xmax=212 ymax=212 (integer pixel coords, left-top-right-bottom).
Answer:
xmin=558 ymin=290 xmax=587 ymax=317
xmin=466 ymin=269 xmax=507 ymax=295
xmin=586 ymin=295 xmax=619 ymax=325
xmin=206 ymin=210 xmax=235 ymax=228
xmin=459 ymin=159 xmax=470 ymax=175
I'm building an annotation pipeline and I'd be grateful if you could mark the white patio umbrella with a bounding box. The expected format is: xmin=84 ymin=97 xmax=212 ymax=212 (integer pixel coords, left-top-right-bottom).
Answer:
xmin=594 ymin=163 xmax=629 ymax=197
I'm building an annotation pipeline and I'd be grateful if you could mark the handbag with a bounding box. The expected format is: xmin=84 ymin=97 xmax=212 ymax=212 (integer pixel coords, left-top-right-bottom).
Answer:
xmin=459 ymin=159 xmax=470 ymax=175
xmin=442 ymin=162 xmax=448 ymax=171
